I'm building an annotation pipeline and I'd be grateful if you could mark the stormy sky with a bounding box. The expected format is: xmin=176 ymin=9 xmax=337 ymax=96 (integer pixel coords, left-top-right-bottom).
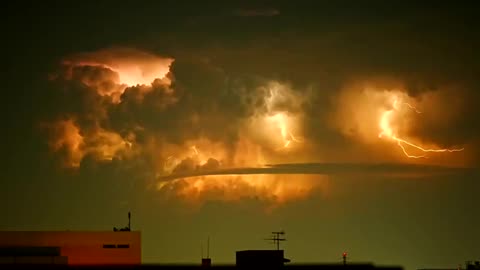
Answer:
xmin=3 ymin=1 xmax=480 ymax=269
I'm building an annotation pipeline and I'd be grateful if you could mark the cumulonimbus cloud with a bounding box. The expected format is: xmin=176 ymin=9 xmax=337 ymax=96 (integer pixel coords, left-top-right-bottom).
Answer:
xmin=39 ymin=43 xmax=479 ymax=206
xmin=60 ymin=47 xmax=174 ymax=103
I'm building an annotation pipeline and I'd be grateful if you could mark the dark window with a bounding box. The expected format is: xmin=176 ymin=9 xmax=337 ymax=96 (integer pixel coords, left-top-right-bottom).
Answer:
xmin=103 ymin=244 xmax=116 ymax=248
xmin=117 ymin=244 xmax=130 ymax=248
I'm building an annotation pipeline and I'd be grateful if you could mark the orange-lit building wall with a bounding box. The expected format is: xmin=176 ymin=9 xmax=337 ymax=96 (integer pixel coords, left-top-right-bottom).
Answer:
xmin=0 ymin=231 xmax=141 ymax=265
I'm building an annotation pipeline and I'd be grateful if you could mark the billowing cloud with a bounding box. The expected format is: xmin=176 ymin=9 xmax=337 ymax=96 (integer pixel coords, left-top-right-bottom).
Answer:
xmin=42 ymin=118 xmax=85 ymax=168
xmin=41 ymin=118 xmax=134 ymax=168
xmin=60 ymin=47 xmax=174 ymax=103
xmin=40 ymin=40 xmax=479 ymax=206
xmin=42 ymin=47 xmax=320 ymax=204
xmin=157 ymin=174 xmax=328 ymax=207
xmin=43 ymin=47 xmax=174 ymax=168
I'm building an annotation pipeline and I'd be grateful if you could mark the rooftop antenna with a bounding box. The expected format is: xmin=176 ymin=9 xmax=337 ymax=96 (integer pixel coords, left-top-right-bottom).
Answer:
xmin=128 ymin=212 xmax=131 ymax=231
xmin=265 ymin=231 xmax=286 ymax=250
xmin=201 ymin=236 xmax=211 ymax=267
xmin=113 ymin=212 xmax=132 ymax=232
xmin=207 ymin=236 xmax=210 ymax=259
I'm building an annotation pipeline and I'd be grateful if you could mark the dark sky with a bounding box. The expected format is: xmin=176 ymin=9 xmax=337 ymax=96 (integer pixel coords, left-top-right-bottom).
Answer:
xmin=2 ymin=1 xmax=480 ymax=269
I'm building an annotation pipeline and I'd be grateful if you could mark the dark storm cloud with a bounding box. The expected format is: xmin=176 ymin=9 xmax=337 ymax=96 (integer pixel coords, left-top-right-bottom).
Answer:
xmin=107 ymin=56 xmax=256 ymax=145
xmin=42 ymin=46 xmax=315 ymax=171
xmin=172 ymin=158 xmax=221 ymax=174
xmin=172 ymin=158 xmax=197 ymax=174
xmin=201 ymin=158 xmax=221 ymax=171
xmin=23 ymin=1 xmax=480 ymax=171
xmin=108 ymin=77 xmax=178 ymax=135
xmin=189 ymin=32 xmax=480 ymax=162
xmin=40 ymin=74 xmax=109 ymax=130
xmin=227 ymin=5 xmax=479 ymax=161
xmin=234 ymin=8 xmax=280 ymax=17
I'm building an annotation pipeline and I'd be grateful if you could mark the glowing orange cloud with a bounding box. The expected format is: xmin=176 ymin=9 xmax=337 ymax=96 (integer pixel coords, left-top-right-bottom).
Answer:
xmin=62 ymin=47 xmax=174 ymax=103
xmin=43 ymin=118 xmax=134 ymax=168
xmin=152 ymin=132 xmax=326 ymax=206
xmin=160 ymin=138 xmax=229 ymax=175
xmin=378 ymin=94 xmax=464 ymax=158
xmin=157 ymin=174 xmax=329 ymax=207
xmin=43 ymin=47 xmax=174 ymax=167
xmin=85 ymin=127 xmax=134 ymax=161
xmin=152 ymin=81 xmax=315 ymax=206
xmin=43 ymin=119 xmax=85 ymax=168
xmin=246 ymin=81 xmax=306 ymax=152
xmin=332 ymin=81 xmax=465 ymax=162
xmin=265 ymin=113 xmax=303 ymax=149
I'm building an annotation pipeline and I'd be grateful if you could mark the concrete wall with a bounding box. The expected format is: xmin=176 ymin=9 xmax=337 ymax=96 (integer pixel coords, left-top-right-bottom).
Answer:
xmin=0 ymin=256 xmax=68 ymax=264
xmin=0 ymin=231 xmax=141 ymax=265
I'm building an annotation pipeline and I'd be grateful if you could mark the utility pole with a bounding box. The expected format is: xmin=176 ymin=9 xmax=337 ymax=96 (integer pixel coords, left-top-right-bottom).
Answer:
xmin=342 ymin=251 xmax=347 ymax=266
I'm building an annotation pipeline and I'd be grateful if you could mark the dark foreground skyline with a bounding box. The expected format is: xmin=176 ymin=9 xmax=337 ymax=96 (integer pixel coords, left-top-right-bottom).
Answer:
xmin=3 ymin=2 xmax=480 ymax=270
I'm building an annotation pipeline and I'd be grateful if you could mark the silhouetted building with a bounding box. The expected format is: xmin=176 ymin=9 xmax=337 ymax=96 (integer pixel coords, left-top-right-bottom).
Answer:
xmin=0 ymin=246 xmax=67 ymax=264
xmin=287 ymin=264 xmax=403 ymax=270
xmin=201 ymin=258 xmax=212 ymax=267
xmin=0 ymin=231 xmax=141 ymax=265
xmin=236 ymin=249 xmax=290 ymax=267
xmin=467 ymin=261 xmax=480 ymax=270
xmin=418 ymin=261 xmax=480 ymax=270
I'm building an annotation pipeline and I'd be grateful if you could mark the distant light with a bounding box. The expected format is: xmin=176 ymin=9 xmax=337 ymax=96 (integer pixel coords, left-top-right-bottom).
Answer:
xmin=343 ymin=252 xmax=347 ymax=257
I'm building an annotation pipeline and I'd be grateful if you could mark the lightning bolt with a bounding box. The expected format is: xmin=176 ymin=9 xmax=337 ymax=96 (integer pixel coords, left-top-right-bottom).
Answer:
xmin=379 ymin=96 xmax=464 ymax=158
xmin=277 ymin=132 xmax=303 ymax=150
xmin=284 ymin=132 xmax=303 ymax=148
xmin=270 ymin=113 xmax=303 ymax=150
xmin=191 ymin=145 xmax=199 ymax=155
xmin=403 ymin=102 xmax=422 ymax=114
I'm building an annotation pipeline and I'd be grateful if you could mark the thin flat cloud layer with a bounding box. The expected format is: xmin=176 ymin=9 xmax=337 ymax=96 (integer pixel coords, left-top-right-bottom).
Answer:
xmin=154 ymin=161 xmax=476 ymax=205
xmin=157 ymin=162 xmax=473 ymax=182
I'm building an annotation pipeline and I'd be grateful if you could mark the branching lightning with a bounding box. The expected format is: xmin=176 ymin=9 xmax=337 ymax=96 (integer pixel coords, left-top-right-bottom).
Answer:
xmin=403 ymin=102 xmax=422 ymax=114
xmin=379 ymin=96 xmax=464 ymax=158
xmin=279 ymin=121 xmax=303 ymax=149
